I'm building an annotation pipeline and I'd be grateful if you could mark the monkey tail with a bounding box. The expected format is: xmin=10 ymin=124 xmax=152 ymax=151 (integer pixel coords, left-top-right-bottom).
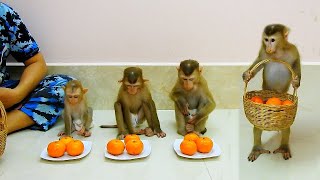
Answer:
xmin=100 ymin=125 xmax=118 ymax=128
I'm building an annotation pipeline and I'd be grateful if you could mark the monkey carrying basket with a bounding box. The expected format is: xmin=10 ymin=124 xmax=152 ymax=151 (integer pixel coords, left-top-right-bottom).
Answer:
xmin=243 ymin=59 xmax=298 ymax=131
xmin=0 ymin=101 xmax=7 ymax=157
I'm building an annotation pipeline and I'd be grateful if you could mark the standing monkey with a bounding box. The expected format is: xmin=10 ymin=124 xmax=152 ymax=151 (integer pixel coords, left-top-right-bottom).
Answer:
xmin=58 ymin=80 xmax=93 ymax=137
xmin=170 ymin=60 xmax=216 ymax=136
xmin=100 ymin=67 xmax=166 ymax=140
xmin=243 ymin=24 xmax=301 ymax=161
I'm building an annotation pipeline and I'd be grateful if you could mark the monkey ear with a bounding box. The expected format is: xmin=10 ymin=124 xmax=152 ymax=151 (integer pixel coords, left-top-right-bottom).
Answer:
xmin=199 ymin=67 xmax=203 ymax=74
xmin=143 ymin=79 xmax=149 ymax=82
xmin=284 ymin=27 xmax=290 ymax=40
xmin=83 ymin=88 xmax=88 ymax=94
xmin=176 ymin=67 xmax=180 ymax=71
xmin=118 ymin=79 xmax=123 ymax=83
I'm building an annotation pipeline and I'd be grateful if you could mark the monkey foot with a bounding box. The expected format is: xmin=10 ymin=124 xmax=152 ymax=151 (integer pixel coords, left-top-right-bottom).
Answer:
xmin=273 ymin=145 xmax=292 ymax=160
xmin=200 ymin=128 xmax=207 ymax=135
xmin=248 ymin=146 xmax=270 ymax=162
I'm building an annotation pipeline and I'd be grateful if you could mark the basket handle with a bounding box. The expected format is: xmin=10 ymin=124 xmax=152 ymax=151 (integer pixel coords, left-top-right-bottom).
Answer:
xmin=0 ymin=101 xmax=7 ymax=130
xmin=244 ymin=59 xmax=298 ymax=97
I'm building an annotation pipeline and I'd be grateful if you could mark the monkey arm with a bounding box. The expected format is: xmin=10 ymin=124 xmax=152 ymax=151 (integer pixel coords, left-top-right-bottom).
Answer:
xmin=192 ymin=94 xmax=216 ymax=125
xmin=170 ymin=90 xmax=189 ymax=115
xmin=114 ymin=101 xmax=129 ymax=134
xmin=292 ymin=57 xmax=301 ymax=87
xmin=83 ymin=107 xmax=93 ymax=130
xmin=63 ymin=109 xmax=72 ymax=136
xmin=145 ymin=99 xmax=163 ymax=132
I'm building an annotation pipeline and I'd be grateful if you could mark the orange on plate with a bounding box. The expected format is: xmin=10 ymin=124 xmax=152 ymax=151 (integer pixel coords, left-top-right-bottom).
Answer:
xmin=47 ymin=141 xmax=66 ymax=158
xmin=59 ymin=136 xmax=73 ymax=148
xmin=107 ymin=139 xmax=125 ymax=156
xmin=66 ymin=140 xmax=84 ymax=156
xmin=124 ymin=134 xmax=140 ymax=144
xmin=195 ymin=137 xmax=213 ymax=153
xmin=184 ymin=133 xmax=199 ymax=142
xmin=251 ymin=96 xmax=264 ymax=104
xmin=180 ymin=139 xmax=197 ymax=156
xmin=126 ymin=139 xmax=144 ymax=155
xmin=282 ymin=100 xmax=293 ymax=105
xmin=266 ymin=97 xmax=282 ymax=106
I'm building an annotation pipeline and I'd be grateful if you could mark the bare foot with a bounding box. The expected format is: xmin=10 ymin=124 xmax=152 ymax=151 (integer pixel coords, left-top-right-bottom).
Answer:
xmin=273 ymin=144 xmax=292 ymax=160
xmin=248 ymin=146 xmax=270 ymax=162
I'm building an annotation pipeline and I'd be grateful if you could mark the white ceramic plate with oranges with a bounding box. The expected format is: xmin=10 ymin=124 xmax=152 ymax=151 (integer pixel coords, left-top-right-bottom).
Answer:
xmin=40 ymin=139 xmax=92 ymax=161
xmin=105 ymin=139 xmax=151 ymax=160
xmin=173 ymin=136 xmax=222 ymax=159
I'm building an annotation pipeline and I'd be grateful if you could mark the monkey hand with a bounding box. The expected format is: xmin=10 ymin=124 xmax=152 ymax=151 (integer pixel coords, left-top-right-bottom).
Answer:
xmin=186 ymin=123 xmax=195 ymax=133
xmin=292 ymin=76 xmax=300 ymax=88
xmin=187 ymin=114 xmax=197 ymax=124
xmin=154 ymin=129 xmax=166 ymax=138
xmin=144 ymin=127 xmax=155 ymax=137
xmin=242 ymin=70 xmax=252 ymax=82
xmin=177 ymin=102 xmax=190 ymax=116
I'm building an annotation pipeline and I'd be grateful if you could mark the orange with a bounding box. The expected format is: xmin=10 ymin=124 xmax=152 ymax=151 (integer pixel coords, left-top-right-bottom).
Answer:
xmin=47 ymin=141 xmax=66 ymax=158
xmin=195 ymin=137 xmax=213 ymax=153
xmin=184 ymin=133 xmax=200 ymax=142
xmin=266 ymin=97 xmax=282 ymax=106
xmin=282 ymin=100 xmax=293 ymax=105
xmin=180 ymin=139 xmax=197 ymax=156
xmin=125 ymin=139 xmax=144 ymax=155
xmin=66 ymin=140 xmax=84 ymax=156
xmin=107 ymin=139 xmax=125 ymax=156
xmin=59 ymin=136 xmax=73 ymax=149
xmin=251 ymin=96 xmax=264 ymax=104
xmin=124 ymin=134 xmax=140 ymax=144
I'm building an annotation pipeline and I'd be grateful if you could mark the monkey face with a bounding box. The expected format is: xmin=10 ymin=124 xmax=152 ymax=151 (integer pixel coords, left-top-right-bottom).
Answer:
xmin=66 ymin=89 xmax=82 ymax=105
xmin=263 ymin=32 xmax=283 ymax=54
xmin=180 ymin=75 xmax=196 ymax=91
xmin=125 ymin=82 xmax=141 ymax=95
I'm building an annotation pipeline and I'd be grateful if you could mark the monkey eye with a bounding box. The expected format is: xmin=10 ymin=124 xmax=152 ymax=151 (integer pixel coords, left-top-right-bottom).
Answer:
xmin=264 ymin=38 xmax=268 ymax=42
xmin=271 ymin=38 xmax=275 ymax=42
xmin=189 ymin=78 xmax=194 ymax=81
xmin=68 ymin=95 xmax=73 ymax=98
xmin=183 ymin=78 xmax=188 ymax=81
xmin=74 ymin=95 xmax=79 ymax=98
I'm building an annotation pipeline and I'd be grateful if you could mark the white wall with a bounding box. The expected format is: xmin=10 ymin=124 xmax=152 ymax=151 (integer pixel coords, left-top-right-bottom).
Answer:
xmin=3 ymin=0 xmax=320 ymax=64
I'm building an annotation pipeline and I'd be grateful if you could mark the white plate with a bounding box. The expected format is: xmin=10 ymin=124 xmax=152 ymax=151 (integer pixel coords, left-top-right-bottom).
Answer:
xmin=173 ymin=139 xmax=221 ymax=159
xmin=105 ymin=140 xmax=151 ymax=160
xmin=40 ymin=141 xmax=92 ymax=161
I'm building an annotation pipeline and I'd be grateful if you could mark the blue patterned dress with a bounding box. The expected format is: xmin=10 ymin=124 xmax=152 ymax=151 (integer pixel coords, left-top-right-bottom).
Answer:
xmin=0 ymin=3 xmax=74 ymax=131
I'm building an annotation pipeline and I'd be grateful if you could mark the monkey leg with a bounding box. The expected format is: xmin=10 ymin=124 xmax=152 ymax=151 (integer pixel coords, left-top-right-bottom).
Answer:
xmin=273 ymin=128 xmax=291 ymax=160
xmin=114 ymin=102 xmax=128 ymax=139
xmin=248 ymin=127 xmax=270 ymax=162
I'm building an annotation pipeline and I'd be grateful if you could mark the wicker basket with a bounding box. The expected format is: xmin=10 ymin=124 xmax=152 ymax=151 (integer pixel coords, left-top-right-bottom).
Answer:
xmin=243 ymin=59 xmax=298 ymax=131
xmin=0 ymin=101 xmax=7 ymax=157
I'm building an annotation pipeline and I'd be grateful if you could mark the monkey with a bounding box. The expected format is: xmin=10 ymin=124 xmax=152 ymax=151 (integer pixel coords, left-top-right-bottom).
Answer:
xmin=100 ymin=67 xmax=166 ymax=140
xmin=242 ymin=24 xmax=301 ymax=162
xmin=170 ymin=59 xmax=216 ymax=136
xmin=58 ymin=80 xmax=93 ymax=137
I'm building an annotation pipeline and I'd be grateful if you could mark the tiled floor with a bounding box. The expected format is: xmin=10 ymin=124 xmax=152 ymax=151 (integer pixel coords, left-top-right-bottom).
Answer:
xmin=0 ymin=109 xmax=239 ymax=180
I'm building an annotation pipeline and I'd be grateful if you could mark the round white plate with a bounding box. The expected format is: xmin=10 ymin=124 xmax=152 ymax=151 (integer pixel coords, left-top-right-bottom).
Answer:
xmin=173 ymin=139 xmax=221 ymax=159
xmin=105 ymin=140 xmax=151 ymax=160
xmin=40 ymin=141 xmax=92 ymax=161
